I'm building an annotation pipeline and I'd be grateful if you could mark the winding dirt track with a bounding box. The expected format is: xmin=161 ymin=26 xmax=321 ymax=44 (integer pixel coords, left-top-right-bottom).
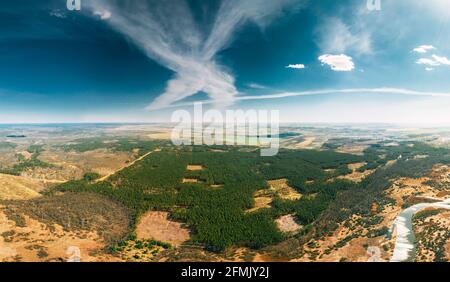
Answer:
xmin=94 ymin=150 xmax=155 ymax=183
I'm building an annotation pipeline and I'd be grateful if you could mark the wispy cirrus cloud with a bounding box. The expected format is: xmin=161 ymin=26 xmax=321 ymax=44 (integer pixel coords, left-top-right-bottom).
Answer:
xmin=86 ymin=0 xmax=304 ymax=110
xmin=247 ymin=83 xmax=269 ymax=90
xmin=315 ymin=17 xmax=372 ymax=56
xmin=153 ymin=88 xmax=450 ymax=110
xmin=236 ymin=88 xmax=450 ymax=101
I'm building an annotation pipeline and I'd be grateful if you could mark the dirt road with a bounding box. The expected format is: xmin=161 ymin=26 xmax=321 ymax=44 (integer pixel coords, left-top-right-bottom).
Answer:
xmin=95 ymin=150 xmax=155 ymax=183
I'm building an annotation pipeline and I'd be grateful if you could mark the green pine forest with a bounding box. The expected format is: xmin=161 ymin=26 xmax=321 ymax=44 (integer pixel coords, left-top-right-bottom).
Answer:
xmin=49 ymin=140 xmax=450 ymax=252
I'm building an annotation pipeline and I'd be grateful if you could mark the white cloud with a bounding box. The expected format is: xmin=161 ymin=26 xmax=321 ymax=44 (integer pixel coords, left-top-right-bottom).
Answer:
xmin=432 ymin=54 xmax=450 ymax=65
xmin=417 ymin=54 xmax=450 ymax=69
xmin=86 ymin=0 xmax=304 ymax=110
xmin=318 ymin=54 xmax=355 ymax=72
xmin=416 ymin=58 xmax=440 ymax=66
xmin=94 ymin=10 xmax=112 ymax=20
xmin=286 ymin=64 xmax=305 ymax=69
xmin=315 ymin=17 xmax=372 ymax=55
xmin=412 ymin=45 xmax=435 ymax=53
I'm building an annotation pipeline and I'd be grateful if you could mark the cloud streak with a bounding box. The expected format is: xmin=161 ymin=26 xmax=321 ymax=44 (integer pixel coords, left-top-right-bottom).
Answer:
xmin=150 ymin=88 xmax=450 ymax=110
xmin=286 ymin=64 xmax=305 ymax=69
xmin=86 ymin=0 xmax=303 ymax=110
xmin=236 ymin=88 xmax=450 ymax=101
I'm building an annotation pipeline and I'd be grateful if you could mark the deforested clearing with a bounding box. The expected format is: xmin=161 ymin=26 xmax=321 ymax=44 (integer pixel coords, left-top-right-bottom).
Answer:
xmin=187 ymin=165 xmax=204 ymax=171
xmin=136 ymin=211 xmax=190 ymax=247
xmin=276 ymin=214 xmax=302 ymax=234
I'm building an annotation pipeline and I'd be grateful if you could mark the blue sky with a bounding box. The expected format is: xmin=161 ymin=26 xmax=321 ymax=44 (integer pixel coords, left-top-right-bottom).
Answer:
xmin=1 ymin=0 xmax=450 ymax=124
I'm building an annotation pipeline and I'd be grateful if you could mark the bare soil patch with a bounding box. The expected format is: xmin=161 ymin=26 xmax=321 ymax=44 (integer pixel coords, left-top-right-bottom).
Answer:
xmin=276 ymin=214 xmax=302 ymax=234
xmin=187 ymin=165 xmax=204 ymax=171
xmin=246 ymin=197 xmax=272 ymax=213
xmin=247 ymin=179 xmax=301 ymax=213
xmin=336 ymin=145 xmax=369 ymax=156
xmin=338 ymin=169 xmax=374 ymax=183
xmin=295 ymin=137 xmax=315 ymax=149
xmin=136 ymin=211 xmax=190 ymax=247
xmin=267 ymin=179 xmax=302 ymax=200
xmin=348 ymin=162 xmax=367 ymax=171
xmin=182 ymin=178 xmax=204 ymax=184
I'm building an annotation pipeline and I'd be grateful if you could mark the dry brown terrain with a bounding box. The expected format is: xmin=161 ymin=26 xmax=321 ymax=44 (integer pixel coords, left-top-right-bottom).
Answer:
xmin=247 ymin=179 xmax=301 ymax=213
xmin=187 ymin=165 xmax=204 ymax=171
xmin=336 ymin=145 xmax=370 ymax=155
xmin=295 ymin=137 xmax=315 ymax=149
xmin=39 ymin=149 xmax=133 ymax=182
xmin=0 ymin=151 xmax=19 ymax=169
xmin=182 ymin=178 xmax=201 ymax=183
xmin=289 ymin=164 xmax=450 ymax=262
xmin=246 ymin=197 xmax=272 ymax=213
xmin=0 ymin=210 xmax=120 ymax=262
xmin=0 ymin=193 xmax=131 ymax=262
xmin=338 ymin=163 xmax=374 ymax=183
xmin=136 ymin=211 xmax=190 ymax=247
xmin=276 ymin=214 xmax=302 ymax=234
xmin=267 ymin=179 xmax=302 ymax=201
xmin=147 ymin=131 xmax=172 ymax=140
xmin=413 ymin=209 xmax=450 ymax=262
xmin=0 ymin=174 xmax=43 ymax=200
xmin=95 ymin=150 xmax=154 ymax=183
